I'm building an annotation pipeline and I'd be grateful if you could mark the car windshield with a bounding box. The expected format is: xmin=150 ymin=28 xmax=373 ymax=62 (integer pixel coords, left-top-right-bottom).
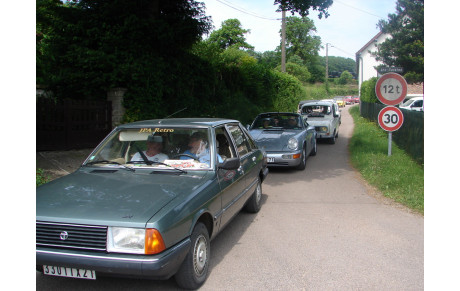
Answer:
xmin=84 ymin=127 xmax=215 ymax=170
xmin=251 ymin=114 xmax=302 ymax=130
xmin=301 ymin=105 xmax=331 ymax=117
xmin=402 ymin=99 xmax=415 ymax=107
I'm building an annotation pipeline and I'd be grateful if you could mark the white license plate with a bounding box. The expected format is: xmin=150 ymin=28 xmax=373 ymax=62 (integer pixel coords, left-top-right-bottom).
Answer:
xmin=267 ymin=157 xmax=275 ymax=163
xmin=43 ymin=265 xmax=96 ymax=280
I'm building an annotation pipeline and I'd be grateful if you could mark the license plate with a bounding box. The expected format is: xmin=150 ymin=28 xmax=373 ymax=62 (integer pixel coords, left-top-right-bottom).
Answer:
xmin=43 ymin=265 xmax=96 ymax=280
xmin=267 ymin=157 xmax=275 ymax=163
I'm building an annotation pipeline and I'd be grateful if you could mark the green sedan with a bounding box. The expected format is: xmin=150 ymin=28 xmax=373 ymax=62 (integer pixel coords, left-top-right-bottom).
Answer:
xmin=36 ymin=118 xmax=268 ymax=289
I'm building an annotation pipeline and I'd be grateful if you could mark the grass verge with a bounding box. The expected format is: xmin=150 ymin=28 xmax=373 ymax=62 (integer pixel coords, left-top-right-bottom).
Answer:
xmin=349 ymin=106 xmax=424 ymax=214
xmin=36 ymin=168 xmax=49 ymax=187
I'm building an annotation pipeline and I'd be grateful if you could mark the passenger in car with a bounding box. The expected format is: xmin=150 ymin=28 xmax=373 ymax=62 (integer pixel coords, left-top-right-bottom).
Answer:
xmin=181 ymin=132 xmax=223 ymax=166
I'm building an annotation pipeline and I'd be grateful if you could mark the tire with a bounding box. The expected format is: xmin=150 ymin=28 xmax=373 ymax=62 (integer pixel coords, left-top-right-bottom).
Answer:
xmin=329 ymin=131 xmax=336 ymax=144
xmin=244 ymin=178 xmax=262 ymax=213
xmin=296 ymin=147 xmax=306 ymax=170
xmin=175 ymin=223 xmax=210 ymax=290
xmin=310 ymin=138 xmax=317 ymax=156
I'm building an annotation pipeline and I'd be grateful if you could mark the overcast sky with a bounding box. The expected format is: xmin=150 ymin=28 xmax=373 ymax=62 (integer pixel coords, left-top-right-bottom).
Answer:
xmin=201 ymin=0 xmax=398 ymax=59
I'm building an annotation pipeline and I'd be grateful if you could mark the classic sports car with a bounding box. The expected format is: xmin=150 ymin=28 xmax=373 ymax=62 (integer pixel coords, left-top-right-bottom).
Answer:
xmin=36 ymin=118 xmax=268 ymax=289
xmin=300 ymin=100 xmax=340 ymax=144
xmin=248 ymin=112 xmax=317 ymax=170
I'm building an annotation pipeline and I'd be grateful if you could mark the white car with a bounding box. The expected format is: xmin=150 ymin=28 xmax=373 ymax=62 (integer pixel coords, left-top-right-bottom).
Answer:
xmin=300 ymin=100 xmax=340 ymax=144
xmin=400 ymin=97 xmax=423 ymax=112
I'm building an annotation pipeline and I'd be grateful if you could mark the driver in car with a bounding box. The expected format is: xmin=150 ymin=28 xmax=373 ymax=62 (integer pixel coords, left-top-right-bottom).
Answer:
xmin=131 ymin=135 xmax=169 ymax=163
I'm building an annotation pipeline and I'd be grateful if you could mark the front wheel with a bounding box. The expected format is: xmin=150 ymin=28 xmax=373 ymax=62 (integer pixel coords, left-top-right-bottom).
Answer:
xmin=175 ymin=223 xmax=210 ymax=290
xmin=310 ymin=139 xmax=317 ymax=156
xmin=296 ymin=147 xmax=306 ymax=170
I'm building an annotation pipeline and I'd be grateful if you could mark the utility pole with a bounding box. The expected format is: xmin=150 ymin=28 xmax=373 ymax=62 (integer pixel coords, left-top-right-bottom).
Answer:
xmin=281 ymin=9 xmax=286 ymax=72
xmin=325 ymin=43 xmax=330 ymax=82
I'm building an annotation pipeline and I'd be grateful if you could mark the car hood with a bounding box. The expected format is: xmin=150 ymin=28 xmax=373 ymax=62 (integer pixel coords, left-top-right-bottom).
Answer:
xmin=250 ymin=129 xmax=301 ymax=151
xmin=36 ymin=168 xmax=209 ymax=227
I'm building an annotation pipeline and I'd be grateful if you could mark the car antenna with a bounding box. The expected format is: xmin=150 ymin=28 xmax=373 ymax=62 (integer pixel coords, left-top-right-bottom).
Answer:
xmin=164 ymin=107 xmax=187 ymax=119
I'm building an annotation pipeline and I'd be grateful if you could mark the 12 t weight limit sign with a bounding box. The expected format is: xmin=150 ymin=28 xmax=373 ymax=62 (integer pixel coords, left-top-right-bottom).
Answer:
xmin=375 ymin=73 xmax=407 ymax=105
xmin=378 ymin=106 xmax=404 ymax=132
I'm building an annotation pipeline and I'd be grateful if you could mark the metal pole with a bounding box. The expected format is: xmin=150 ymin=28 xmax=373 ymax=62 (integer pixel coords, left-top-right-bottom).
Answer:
xmin=325 ymin=43 xmax=329 ymax=82
xmin=388 ymin=132 xmax=392 ymax=156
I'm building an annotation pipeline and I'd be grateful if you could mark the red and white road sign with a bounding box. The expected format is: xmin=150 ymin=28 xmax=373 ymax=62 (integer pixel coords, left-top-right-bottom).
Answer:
xmin=378 ymin=106 xmax=404 ymax=132
xmin=375 ymin=73 xmax=408 ymax=105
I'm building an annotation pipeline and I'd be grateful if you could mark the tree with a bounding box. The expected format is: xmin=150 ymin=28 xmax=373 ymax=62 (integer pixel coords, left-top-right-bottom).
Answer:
xmin=37 ymin=0 xmax=212 ymax=100
xmin=283 ymin=17 xmax=321 ymax=64
xmin=337 ymin=70 xmax=353 ymax=85
xmin=274 ymin=0 xmax=333 ymax=18
xmin=319 ymin=56 xmax=356 ymax=75
xmin=373 ymin=0 xmax=424 ymax=83
xmin=207 ymin=19 xmax=254 ymax=50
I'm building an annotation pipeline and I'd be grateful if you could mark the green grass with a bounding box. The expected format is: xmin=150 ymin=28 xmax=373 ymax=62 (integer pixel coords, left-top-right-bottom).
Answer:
xmin=348 ymin=106 xmax=424 ymax=214
xmin=36 ymin=168 xmax=49 ymax=187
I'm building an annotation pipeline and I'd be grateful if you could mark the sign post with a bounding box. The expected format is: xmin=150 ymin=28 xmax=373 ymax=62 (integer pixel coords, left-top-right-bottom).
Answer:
xmin=378 ymin=106 xmax=404 ymax=155
xmin=375 ymin=73 xmax=407 ymax=156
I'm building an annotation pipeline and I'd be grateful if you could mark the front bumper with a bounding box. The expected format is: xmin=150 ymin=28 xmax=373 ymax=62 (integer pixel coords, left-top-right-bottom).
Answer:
xmin=266 ymin=151 xmax=302 ymax=167
xmin=36 ymin=238 xmax=191 ymax=280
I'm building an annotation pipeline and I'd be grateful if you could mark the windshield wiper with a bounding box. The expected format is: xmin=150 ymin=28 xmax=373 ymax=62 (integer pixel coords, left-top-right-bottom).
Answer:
xmin=84 ymin=160 xmax=135 ymax=172
xmin=127 ymin=160 xmax=187 ymax=174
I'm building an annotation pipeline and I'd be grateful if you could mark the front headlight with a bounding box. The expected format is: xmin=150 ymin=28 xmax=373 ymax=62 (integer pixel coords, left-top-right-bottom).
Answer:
xmin=107 ymin=227 xmax=165 ymax=255
xmin=287 ymin=138 xmax=298 ymax=150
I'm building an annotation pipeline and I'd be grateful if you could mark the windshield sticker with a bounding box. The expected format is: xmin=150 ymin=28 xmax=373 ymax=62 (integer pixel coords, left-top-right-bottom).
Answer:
xmin=139 ymin=128 xmax=175 ymax=133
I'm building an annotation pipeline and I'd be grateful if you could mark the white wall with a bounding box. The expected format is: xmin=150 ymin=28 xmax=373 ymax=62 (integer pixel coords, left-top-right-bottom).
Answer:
xmin=357 ymin=33 xmax=391 ymax=95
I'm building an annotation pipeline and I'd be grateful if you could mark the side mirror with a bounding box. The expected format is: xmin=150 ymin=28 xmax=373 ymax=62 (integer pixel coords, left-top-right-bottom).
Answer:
xmin=218 ymin=157 xmax=240 ymax=170
xmin=246 ymin=124 xmax=251 ymax=130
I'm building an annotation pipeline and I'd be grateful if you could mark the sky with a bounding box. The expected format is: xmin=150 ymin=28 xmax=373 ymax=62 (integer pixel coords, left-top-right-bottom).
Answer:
xmin=200 ymin=0 xmax=398 ymax=60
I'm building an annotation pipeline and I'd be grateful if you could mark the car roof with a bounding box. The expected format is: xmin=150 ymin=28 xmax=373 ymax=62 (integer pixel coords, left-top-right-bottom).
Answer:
xmin=301 ymin=101 xmax=333 ymax=108
xmin=117 ymin=118 xmax=239 ymax=129
xmin=256 ymin=112 xmax=301 ymax=117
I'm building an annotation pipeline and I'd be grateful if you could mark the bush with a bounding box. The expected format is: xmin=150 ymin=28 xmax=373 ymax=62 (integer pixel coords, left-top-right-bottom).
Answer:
xmin=360 ymin=77 xmax=380 ymax=103
xmin=37 ymin=168 xmax=49 ymax=187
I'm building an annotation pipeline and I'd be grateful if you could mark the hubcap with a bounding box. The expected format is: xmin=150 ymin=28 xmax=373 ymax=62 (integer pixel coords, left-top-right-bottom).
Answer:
xmin=256 ymin=183 xmax=261 ymax=203
xmin=193 ymin=235 xmax=207 ymax=275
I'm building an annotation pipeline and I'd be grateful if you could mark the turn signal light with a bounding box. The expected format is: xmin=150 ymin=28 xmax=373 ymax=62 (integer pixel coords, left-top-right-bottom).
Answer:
xmin=145 ymin=229 xmax=166 ymax=254
xmin=293 ymin=154 xmax=301 ymax=159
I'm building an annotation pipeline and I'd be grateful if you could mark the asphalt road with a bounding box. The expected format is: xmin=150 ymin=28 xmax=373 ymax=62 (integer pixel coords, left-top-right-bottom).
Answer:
xmin=36 ymin=105 xmax=423 ymax=290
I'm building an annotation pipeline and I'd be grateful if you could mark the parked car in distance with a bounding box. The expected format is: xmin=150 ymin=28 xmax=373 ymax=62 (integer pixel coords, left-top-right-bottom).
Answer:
xmin=300 ymin=100 xmax=340 ymax=144
xmin=400 ymin=96 xmax=423 ymax=112
xmin=344 ymin=96 xmax=353 ymax=105
xmin=334 ymin=96 xmax=345 ymax=108
xmin=248 ymin=112 xmax=317 ymax=170
xmin=352 ymin=95 xmax=360 ymax=103
xmin=36 ymin=118 xmax=269 ymax=289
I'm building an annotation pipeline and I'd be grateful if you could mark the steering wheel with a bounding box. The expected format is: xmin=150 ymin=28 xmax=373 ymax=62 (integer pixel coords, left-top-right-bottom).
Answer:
xmin=172 ymin=154 xmax=200 ymax=162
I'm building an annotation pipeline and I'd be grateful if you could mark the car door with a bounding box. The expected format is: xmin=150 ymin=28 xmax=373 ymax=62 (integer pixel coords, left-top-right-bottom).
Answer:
xmin=215 ymin=124 xmax=246 ymax=229
xmin=218 ymin=124 xmax=257 ymax=227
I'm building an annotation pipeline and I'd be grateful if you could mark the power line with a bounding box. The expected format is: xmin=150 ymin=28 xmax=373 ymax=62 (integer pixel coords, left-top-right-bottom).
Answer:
xmin=214 ymin=0 xmax=281 ymax=21
xmin=334 ymin=0 xmax=386 ymax=19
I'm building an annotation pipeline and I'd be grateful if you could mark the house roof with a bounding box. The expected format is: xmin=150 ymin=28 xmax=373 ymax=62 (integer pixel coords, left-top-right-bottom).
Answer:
xmin=355 ymin=31 xmax=384 ymax=57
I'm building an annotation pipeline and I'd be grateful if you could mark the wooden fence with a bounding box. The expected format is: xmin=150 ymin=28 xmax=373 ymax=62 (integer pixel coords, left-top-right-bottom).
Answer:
xmin=37 ymin=99 xmax=112 ymax=151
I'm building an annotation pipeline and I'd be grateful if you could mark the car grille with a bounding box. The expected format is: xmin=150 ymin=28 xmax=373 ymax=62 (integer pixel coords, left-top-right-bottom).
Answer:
xmin=36 ymin=222 xmax=107 ymax=252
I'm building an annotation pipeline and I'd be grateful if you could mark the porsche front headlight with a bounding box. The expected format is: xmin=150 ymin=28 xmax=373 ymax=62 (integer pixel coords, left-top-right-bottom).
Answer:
xmin=288 ymin=138 xmax=298 ymax=150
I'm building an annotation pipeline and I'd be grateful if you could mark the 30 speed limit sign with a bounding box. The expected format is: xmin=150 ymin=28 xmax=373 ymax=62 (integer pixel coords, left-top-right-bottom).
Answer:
xmin=378 ymin=106 xmax=404 ymax=132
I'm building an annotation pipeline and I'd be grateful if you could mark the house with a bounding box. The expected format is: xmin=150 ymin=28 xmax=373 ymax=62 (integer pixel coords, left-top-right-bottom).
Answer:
xmin=355 ymin=31 xmax=390 ymax=96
